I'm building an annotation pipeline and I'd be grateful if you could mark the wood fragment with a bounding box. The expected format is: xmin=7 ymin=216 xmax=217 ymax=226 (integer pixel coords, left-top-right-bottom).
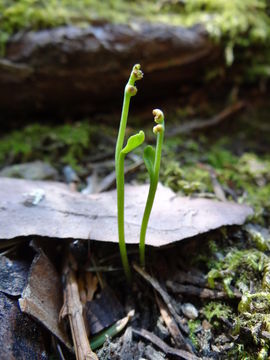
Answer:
xmin=166 ymin=101 xmax=245 ymax=137
xmin=156 ymin=295 xmax=184 ymax=348
xmin=96 ymin=160 xmax=143 ymax=193
xmin=166 ymin=281 xmax=241 ymax=299
xmin=207 ymin=166 xmax=227 ymax=202
xmin=133 ymin=263 xmax=191 ymax=352
xmin=172 ymin=270 xmax=207 ymax=287
xmin=133 ymin=328 xmax=200 ymax=360
xmin=60 ymin=252 xmax=98 ymax=360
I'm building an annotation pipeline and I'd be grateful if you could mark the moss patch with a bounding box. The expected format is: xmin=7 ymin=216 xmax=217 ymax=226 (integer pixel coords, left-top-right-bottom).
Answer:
xmin=0 ymin=121 xmax=95 ymax=171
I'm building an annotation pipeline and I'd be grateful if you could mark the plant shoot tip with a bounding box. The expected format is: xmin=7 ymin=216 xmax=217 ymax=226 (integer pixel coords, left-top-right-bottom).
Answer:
xmin=132 ymin=64 xmax=143 ymax=81
xmin=153 ymin=124 xmax=163 ymax=135
xmin=153 ymin=109 xmax=164 ymax=124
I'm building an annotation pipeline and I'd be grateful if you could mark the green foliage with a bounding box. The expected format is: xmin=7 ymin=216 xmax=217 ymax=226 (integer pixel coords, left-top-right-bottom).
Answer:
xmin=0 ymin=0 xmax=154 ymax=53
xmin=158 ymin=124 xmax=270 ymax=223
xmin=161 ymin=161 xmax=212 ymax=195
xmin=143 ymin=145 xmax=155 ymax=180
xmin=115 ymin=64 xmax=144 ymax=281
xmin=188 ymin=319 xmax=200 ymax=349
xmin=202 ymin=301 xmax=232 ymax=325
xmin=121 ymin=131 xmax=145 ymax=154
xmin=0 ymin=121 xmax=92 ymax=170
xmin=208 ymin=248 xmax=268 ymax=295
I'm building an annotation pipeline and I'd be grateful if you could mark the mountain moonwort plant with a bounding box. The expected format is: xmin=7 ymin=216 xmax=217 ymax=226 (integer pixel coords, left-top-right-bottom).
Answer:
xmin=139 ymin=109 xmax=165 ymax=268
xmin=115 ymin=64 xmax=165 ymax=280
xmin=115 ymin=64 xmax=144 ymax=281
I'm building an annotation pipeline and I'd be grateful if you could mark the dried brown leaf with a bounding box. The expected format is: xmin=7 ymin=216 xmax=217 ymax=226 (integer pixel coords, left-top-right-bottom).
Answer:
xmin=0 ymin=178 xmax=253 ymax=246
xmin=18 ymin=248 xmax=72 ymax=350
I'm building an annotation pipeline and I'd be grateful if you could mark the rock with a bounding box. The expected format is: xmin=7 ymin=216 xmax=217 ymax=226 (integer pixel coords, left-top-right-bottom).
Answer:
xmin=0 ymin=161 xmax=58 ymax=180
xmin=181 ymin=303 xmax=199 ymax=320
xmin=0 ymin=291 xmax=48 ymax=359
xmin=0 ymin=22 xmax=220 ymax=119
xmin=0 ymin=255 xmax=30 ymax=296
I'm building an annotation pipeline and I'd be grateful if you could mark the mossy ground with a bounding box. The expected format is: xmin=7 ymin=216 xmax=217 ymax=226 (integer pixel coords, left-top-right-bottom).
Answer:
xmin=0 ymin=98 xmax=270 ymax=358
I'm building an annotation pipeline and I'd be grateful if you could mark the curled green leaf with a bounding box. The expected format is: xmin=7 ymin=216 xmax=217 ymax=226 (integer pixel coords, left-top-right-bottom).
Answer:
xmin=121 ymin=130 xmax=145 ymax=155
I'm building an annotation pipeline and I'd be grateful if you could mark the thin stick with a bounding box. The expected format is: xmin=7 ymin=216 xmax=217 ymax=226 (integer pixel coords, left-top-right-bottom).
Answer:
xmin=166 ymin=101 xmax=245 ymax=137
xmin=133 ymin=263 xmax=192 ymax=352
xmin=133 ymin=328 xmax=200 ymax=360
xmin=60 ymin=252 xmax=98 ymax=360
xmin=156 ymin=295 xmax=184 ymax=348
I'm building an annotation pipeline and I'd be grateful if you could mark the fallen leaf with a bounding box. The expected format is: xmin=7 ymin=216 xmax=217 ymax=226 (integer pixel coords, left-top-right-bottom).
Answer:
xmin=18 ymin=247 xmax=72 ymax=350
xmin=85 ymin=286 xmax=124 ymax=335
xmin=0 ymin=178 xmax=253 ymax=246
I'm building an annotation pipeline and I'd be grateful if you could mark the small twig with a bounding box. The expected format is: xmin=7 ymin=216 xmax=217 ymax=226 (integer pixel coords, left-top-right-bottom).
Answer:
xmin=133 ymin=263 xmax=192 ymax=351
xmin=133 ymin=328 xmax=200 ymax=360
xmin=85 ymin=266 xmax=121 ymax=272
xmin=60 ymin=252 xmax=98 ymax=360
xmin=155 ymin=294 xmax=184 ymax=348
xmin=166 ymin=281 xmax=241 ymax=299
xmin=0 ymin=244 xmax=17 ymax=257
xmin=201 ymin=165 xmax=227 ymax=202
xmin=172 ymin=270 xmax=207 ymax=287
xmin=166 ymin=101 xmax=245 ymax=137
xmin=96 ymin=160 xmax=144 ymax=193
xmin=56 ymin=343 xmax=66 ymax=360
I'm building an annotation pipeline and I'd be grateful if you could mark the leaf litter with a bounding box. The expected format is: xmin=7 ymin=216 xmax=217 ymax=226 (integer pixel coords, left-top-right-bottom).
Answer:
xmin=0 ymin=177 xmax=253 ymax=245
xmin=0 ymin=146 xmax=256 ymax=359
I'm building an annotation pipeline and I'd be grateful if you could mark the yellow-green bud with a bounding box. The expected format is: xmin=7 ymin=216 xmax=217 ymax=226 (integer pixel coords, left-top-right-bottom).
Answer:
xmin=125 ymin=85 xmax=137 ymax=96
xmin=153 ymin=124 xmax=163 ymax=135
xmin=132 ymin=64 xmax=143 ymax=81
xmin=153 ymin=109 xmax=164 ymax=124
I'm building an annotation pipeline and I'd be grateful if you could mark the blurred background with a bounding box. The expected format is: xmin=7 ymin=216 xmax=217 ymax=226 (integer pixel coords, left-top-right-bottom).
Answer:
xmin=0 ymin=0 xmax=269 ymax=214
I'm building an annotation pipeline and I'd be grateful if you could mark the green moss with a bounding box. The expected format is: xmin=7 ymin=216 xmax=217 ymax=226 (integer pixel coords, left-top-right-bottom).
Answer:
xmin=188 ymin=319 xmax=201 ymax=349
xmin=160 ymin=160 xmax=212 ymax=195
xmin=157 ymin=122 xmax=270 ymax=224
xmin=0 ymin=121 xmax=93 ymax=170
xmin=207 ymin=248 xmax=268 ymax=295
xmin=202 ymin=301 xmax=232 ymax=325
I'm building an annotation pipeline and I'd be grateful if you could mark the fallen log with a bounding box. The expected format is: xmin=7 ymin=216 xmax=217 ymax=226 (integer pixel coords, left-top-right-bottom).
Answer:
xmin=0 ymin=22 xmax=220 ymax=119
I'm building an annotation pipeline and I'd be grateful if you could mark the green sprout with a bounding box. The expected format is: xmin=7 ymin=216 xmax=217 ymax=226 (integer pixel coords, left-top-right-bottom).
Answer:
xmin=139 ymin=109 xmax=165 ymax=268
xmin=115 ymin=64 xmax=144 ymax=281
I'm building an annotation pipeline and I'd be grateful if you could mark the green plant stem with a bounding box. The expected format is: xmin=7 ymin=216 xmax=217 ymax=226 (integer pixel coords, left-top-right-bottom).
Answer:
xmin=115 ymin=90 xmax=132 ymax=162
xmin=140 ymin=123 xmax=164 ymax=268
xmin=116 ymin=152 xmax=131 ymax=281
xmin=115 ymin=69 xmax=138 ymax=282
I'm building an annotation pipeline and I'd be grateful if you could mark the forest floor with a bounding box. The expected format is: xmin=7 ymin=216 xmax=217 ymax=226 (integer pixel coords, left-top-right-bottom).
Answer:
xmin=0 ymin=91 xmax=270 ymax=359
